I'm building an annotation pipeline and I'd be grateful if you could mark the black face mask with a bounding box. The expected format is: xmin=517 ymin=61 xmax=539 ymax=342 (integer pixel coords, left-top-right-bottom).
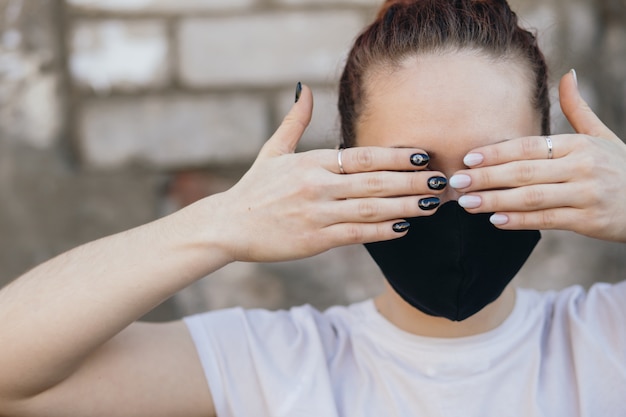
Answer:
xmin=364 ymin=201 xmax=540 ymax=321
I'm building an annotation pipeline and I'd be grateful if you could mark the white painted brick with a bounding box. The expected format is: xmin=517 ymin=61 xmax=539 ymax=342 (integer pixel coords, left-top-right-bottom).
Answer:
xmin=12 ymin=74 xmax=62 ymax=148
xmin=79 ymin=94 xmax=268 ymax=169
xmin=514 ymin=4 xmax=559 ymax=59
xmin=178 ymin=11 xmax=365 ymax=87
xmin=274 ymin=86 xmax=341 ymax=151
xmin=0 ymin=53 xmax=62 ymax=149
xmin=70 ymin=20 xmax=169 ymax=92
xmin=564 ymin=2 xmax=597 ymax=55
xmin=67 ymin=0 xmax=258 ymax=13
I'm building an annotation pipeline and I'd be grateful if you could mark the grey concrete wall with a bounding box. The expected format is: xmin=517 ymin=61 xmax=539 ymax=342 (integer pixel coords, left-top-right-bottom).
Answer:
xmin=0 ymin=0 xmax=624 ymax=321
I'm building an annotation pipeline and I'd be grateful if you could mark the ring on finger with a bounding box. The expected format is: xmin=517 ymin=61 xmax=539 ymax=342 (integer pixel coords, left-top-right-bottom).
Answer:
xmin=337 ymin=148 xmax=346 ymax=174
xmin=544 ymin=136 xmax=553 ymax=160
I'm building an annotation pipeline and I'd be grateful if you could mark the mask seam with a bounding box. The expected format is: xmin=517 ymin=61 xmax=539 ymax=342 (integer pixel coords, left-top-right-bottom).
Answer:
xmin=455 ymin=204 xmax=467 ymax=321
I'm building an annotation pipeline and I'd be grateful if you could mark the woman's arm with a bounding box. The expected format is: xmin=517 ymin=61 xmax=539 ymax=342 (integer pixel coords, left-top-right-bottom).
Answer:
xmin=0 ymin=204 xmax=226 ymax=416
xmin=0 ymin=85 xmax=445 ymax=416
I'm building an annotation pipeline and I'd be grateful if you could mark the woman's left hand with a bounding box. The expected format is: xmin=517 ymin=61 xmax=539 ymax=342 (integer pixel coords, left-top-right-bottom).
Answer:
xmin=449 ymin=70 xmax=626 ymax=243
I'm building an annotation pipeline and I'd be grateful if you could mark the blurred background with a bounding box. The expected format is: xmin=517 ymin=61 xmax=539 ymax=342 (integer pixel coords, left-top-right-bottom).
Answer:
xmin=0 ymin=0 xmax=625 ymax=321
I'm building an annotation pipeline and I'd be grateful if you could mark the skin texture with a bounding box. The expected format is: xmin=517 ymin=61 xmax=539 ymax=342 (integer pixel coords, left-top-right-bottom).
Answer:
xmin=0 ymin=52 xmax=624 ymax=415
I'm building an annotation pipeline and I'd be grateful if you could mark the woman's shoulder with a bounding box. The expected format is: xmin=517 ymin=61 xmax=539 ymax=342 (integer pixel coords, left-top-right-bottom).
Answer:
xmin=182 ymin=302 xmax=373 ymax=417
xmin=551 ymin=281 xmax=626 ymax=324
xmin=518 ymin=282 xmax=626 ymax=351
xmin=183 ymin=299 xmax=373 ymax=355
xmin=518 ymin=281 xmax=626 ymax=314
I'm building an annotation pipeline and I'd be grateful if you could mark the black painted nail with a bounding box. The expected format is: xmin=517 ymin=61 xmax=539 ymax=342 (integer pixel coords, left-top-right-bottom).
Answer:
xmin=410 ymin=153 xmax=430 ymax=167
xmin=419 ymin=197 xmax=440 ymax=211
xmin=428 ymin=176 xmax=448 ymax=191
xmin=295 ymin=82 xmax=302 ymax=103
xmin=393 ymin=221 xmax=411 ymax=233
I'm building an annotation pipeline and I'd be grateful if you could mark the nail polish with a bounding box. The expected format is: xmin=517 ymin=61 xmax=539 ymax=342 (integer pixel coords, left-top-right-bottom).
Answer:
xmin=410 ymin=153 xmax=430 ymax=167
xmin=490 ymin=214 xmax=509 ymax=226
xmin=449 ymin=174 xmax=471 ymax=189
xmin=295 ymin=82 xmax=302 ymax=103
xmin=419 ymin=197 xmax=440 ymax=211
xmin=463 ymin=153 xmax=484 ymax=167
xmin=570 ymin=69 xmax=578 ymax=87
xmin=458 ymin=195 xmax=482 ymax=209
xmin=428 ymin=176 xmax=448 ymax=191
xmin=393 ymin=221 xmax=411 ymax=233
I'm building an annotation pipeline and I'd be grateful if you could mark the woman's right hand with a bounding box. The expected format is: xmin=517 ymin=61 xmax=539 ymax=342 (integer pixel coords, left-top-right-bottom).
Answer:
xmin=194 ymin=84 xmax=447 ymax=263
xmin=0 ymin=82 xmax=447 ymax=417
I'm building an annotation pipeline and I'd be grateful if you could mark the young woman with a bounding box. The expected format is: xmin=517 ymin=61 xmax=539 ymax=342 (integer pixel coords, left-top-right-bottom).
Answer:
xmin=1 ymin=1 xmax=625 ymax=416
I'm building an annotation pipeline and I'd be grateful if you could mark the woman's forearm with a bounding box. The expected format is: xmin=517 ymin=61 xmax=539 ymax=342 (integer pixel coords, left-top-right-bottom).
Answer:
xmin=0 ymin=85 xmax=437 ymax=405
xmin=0 ymin=199 xmax=231 ymax=400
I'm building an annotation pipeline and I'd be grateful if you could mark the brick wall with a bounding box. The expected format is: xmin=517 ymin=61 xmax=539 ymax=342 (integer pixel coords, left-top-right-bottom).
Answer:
xmin=1 ymin=0 xmax=625 ymax=320
xmin=67 ymin=0 xmax=378 ymax=169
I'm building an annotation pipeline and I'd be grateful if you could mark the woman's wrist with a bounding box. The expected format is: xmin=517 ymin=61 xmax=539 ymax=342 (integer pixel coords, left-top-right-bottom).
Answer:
xmin=167 ymin=193 xmax=237 ymax=275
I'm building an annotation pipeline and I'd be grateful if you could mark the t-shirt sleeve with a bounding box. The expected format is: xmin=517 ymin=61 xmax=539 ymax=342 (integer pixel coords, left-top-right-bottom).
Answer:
xmin=183 ymin=306 xmax=340 ymax=417
xmin=559 ymin=281 xmax=626 ymax=366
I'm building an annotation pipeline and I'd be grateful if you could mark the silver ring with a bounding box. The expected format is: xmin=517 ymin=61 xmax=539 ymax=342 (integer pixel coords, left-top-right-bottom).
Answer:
xmin=337 ymin=148 xmax=346 ymax=174
xmin=544 ymin=136 xmax=553 ymax=160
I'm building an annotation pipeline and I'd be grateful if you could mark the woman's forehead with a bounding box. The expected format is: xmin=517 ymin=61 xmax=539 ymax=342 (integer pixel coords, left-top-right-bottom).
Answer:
xmin=356 ymin=52 xmax=540 ymax=156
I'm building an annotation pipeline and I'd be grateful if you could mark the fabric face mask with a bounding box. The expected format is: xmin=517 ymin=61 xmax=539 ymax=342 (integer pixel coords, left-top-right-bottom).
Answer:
xmin=364 ymin=201 xmax=541 ymax=321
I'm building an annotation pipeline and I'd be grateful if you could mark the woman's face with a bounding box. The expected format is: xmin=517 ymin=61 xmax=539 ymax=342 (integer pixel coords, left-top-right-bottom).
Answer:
xmin=356 ymin=51 xmax=541 ymax=202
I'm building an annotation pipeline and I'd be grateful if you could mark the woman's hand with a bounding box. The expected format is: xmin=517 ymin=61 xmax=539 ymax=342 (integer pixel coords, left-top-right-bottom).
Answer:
xmin=195 ymin=84 xmax=447 ymax=263
xmin=449 ymin=71 xmax=626 ymax=242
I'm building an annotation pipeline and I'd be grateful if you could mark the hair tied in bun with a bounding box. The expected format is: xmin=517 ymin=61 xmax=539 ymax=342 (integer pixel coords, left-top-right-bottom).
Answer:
xmin=376 ymin=0 xmax=413 ymax=21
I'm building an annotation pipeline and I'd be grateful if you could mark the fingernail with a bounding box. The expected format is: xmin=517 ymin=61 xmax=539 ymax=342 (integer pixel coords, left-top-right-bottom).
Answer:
xmin=458 ymin=195 xmax=481 ymax=209
xmin=449 ymin=174 xmax=471 ymax=189
xmin=463 ymin=153 xmax=484 ymax=167
xmin=490 ymin=214 xmax=509 ymax=226
xmin=393 ymin=221 xmax=411 ymax=233
xmin=410 ymin=153 xmax=430 ymax=167
xmin=427 ymin=176 xmax=448 ymax=191
xmin=570 ymin=69 xmax=578 ymax=88
xmin=295 ymin=82 xmax=302 ymax=103
xmin=419 ymin=197 xmax=440 ymax=211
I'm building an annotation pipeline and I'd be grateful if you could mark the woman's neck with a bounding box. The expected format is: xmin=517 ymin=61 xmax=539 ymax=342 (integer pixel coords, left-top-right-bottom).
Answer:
xmin=373 ymin=282 xmax=516 ymax=338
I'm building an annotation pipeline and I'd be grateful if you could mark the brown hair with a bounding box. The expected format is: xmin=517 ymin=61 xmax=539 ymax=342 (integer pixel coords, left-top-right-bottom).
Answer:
xmin=338 ymin=0 xmax=550 ymax=148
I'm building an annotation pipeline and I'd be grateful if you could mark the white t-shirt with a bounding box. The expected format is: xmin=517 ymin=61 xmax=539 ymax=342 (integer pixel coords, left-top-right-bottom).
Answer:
xmin=184 ymin=282 xmax=626 ymax=417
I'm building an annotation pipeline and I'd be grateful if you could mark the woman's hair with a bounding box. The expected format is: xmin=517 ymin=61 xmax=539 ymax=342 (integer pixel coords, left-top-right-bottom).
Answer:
xmin=338 ymin=0 xmax=550 ymax=148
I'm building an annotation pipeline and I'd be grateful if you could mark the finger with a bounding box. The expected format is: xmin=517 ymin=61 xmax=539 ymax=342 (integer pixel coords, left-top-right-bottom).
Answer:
xmin=331 ymin=170 xmax=447 ymax=199
xmin=492 ymin=204 xmax=625 ymax=242
xmin=488 ymin=207 xmax=581 ymax=231
xmin=450 ymin=159 xmax=570 ymax=192
xmin=458 ymin=183 xmax=586 ymax=213
xmin=559 ymin=69 xmax=620 ymax=142
xmin=317 ymin=195 xmax=440 ymax=224
xmin=322 ymin=147 xmax=431 ymax=174
xmin=321 ymin=220 xmax=412 ymax=247
xmin=259 ymin=83 xmax=314 ymax=158
xmin=461 ymin=135 xmax=573 ymax=168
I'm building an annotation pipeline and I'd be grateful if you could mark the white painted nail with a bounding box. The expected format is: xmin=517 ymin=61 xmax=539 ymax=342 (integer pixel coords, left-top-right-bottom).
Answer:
xmin=463 ymin=153 xmax=484 ymax=167
xmin=490 ymin=214 xmax=509 ymax=225
xmin=458 ymin=195 xmax=482 ymax=209
xmin=570 ymin=68 xmax=578 ymax=87
xmin=449 ymin=174 xmax=471 ymax=189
